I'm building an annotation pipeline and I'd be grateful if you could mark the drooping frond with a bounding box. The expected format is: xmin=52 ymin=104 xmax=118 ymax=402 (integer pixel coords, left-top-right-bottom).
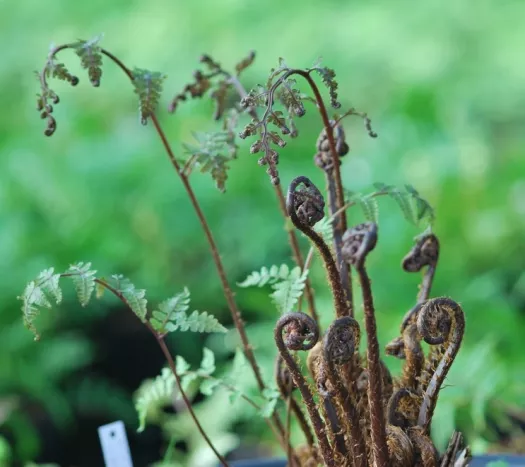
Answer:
xmin=132 ymin=68 xmax=166 ymax=125
xmin=238 ymin=264 xmax=309 ymax=314
xmin=309 ymin=58 xmax=340 ymax=108
xmin=72 ymin=34 xmax=103 ymax=87
xmin=345 ymin=191 xmax=380 ymax=223
xmin=65 ymin=262 xmax=97 ymax=307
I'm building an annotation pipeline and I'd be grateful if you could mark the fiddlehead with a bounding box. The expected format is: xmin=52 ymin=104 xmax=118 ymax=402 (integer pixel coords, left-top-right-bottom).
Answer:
xmin=342 ymin=222 xmax=389 ymax=467
xmin=275 ymin=312 xmax=335 ymax=467
xmin=386 ymin=425 xmax=415 ymax=467
xmin=416 ymin=298 xmax=465 ymax=432
xmin=323 ymin=317 xmax=367 ymax=467
xmin=403 ymin=233 xmax=439 ymax=304
xmin=287 ymin=176 xmax=349 ymax=318
xmin=401 ymin=324 xmax=425 ymax=391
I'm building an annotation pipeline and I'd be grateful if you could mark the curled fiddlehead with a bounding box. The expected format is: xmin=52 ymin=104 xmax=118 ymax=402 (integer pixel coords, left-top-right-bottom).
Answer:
xmin=341 ymin=222 xmax=389 ymax=467
xmin=287 ymin=176 xmax=349 ymax=318
xmin=401 ymin=324 xmax=424 ymax=391
xmin=274 ymin=312 xmax=335 ymax=467
xmin=275 ymin=355 xmax=315 ymax=450
xmin=403 ymin=233 xmax=440 ymax=304
xmin=416 ymin=298 xmax=465 ymax=432
xmin=323 ymin=317 xmax=367 ymax=467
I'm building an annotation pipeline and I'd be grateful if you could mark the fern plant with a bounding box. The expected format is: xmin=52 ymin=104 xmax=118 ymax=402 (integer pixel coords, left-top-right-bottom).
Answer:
xmin=21 ymin=34 xmax=480 ymax=467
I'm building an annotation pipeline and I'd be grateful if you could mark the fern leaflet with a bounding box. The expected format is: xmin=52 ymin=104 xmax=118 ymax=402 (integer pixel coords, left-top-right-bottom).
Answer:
xmin=149 ymin=288 xmax=226 ymax=334
xmin=132 ymin=68 xmax=166 ymax=125
xmin=65 ymin=262 xmax=96 ymax=307
xmin=238 ymin=264 xmax=309 ymax=314
xmin=72 ymin=34 xmax=103 ymax=87
xmin=110 ymin=275 xmax=148 ymax=322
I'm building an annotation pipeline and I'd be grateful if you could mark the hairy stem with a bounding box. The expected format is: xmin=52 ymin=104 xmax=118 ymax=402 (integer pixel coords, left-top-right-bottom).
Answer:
xmin=355 ymin=264 xmax=390 ymax=467
xmin=227 ymin=71 xmax=319 ymax=324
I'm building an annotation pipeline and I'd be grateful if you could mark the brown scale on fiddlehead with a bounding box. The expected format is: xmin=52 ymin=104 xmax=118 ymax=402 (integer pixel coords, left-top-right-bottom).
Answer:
xmin=323 ymin=317 xmax=367 ymax=467
xmin=274 ymin=312 xmax=335 ymax=467
xmin=403 ymin=233 xmax=440 ymax=305
xmin=341 ymin=222 xmax=389 ymax=467
xmin=407 ymin=426 xmax=438 ymax=467
xmin=386 ymin=425 xmax=415 ymax=467
xmin=416 ymin=298 xmax=465 ymax=433
xmin=275 ymin=355 xmax=316 ymax=451
xmin=307 ymin=343 xmax=347 ymax=461
xmin=287 ymin=176 xmax=349 ymax=319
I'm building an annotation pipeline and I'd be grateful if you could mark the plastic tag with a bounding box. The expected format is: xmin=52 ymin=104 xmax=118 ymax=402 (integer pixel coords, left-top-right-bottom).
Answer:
xmin=98 ymin=420 xmax=133 ymax=467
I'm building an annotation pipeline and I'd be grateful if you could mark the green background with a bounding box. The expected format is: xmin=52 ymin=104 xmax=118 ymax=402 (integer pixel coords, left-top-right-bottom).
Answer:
xmin=1 ymin=0 xmax=524 ymax=465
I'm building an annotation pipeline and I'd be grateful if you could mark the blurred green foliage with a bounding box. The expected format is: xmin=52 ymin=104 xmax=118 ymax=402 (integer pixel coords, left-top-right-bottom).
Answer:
xmin=1 ymin=0 xmax=525 ymax=464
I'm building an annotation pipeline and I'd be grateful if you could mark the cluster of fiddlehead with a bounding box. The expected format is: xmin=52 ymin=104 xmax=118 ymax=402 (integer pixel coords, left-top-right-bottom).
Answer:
xmin=273 ymin=176 xmax=469 ymax=466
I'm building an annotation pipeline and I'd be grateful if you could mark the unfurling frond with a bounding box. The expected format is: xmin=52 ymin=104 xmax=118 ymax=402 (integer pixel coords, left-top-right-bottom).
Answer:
xmin=238 ymin=264 xmax=309 ymax=314
xmin=72 ymin=34 xmax=103 ymax=87
xmin=149 ymin=288 xmax=226 ymax=334
xmin=65 ymin=262 xmax=97 ymax=307
xmin=132 ymin=68 xmax=166 ymax=125
xmin=309 ymin=59 xmax=340 ymax=108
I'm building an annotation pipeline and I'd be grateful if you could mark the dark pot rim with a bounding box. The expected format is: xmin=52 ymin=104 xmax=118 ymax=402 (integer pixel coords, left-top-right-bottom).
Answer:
xmin=227 ymin=454 xmax=525 ymax=467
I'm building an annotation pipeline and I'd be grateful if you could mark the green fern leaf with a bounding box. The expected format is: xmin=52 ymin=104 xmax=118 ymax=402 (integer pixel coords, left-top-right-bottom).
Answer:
xmin=72 ymin=34 xmax=103 ymax=87
xmin=112 ymin=277 xmax=148 ymax=322
xmin=356 ymin=194 xmax=379 ymax=223
xmin=37 ymin=268 xmax=62 ymax=304
xmin=135 ymin=367 xmax=175 ymax=432
xmin=313 ymin=217 xmax=335 ymax=243
xmin=239 ymin=264 xmax=308 ymax=314
xmin=19 ymin=281 xmax=51 ymax=340
xmin=66 ymin=262 xmax=96 ymax=307
xmin=389 ymin=190 xmax=416 ymax=225
xmin=132 ymin=68 xmax=166 ymax=125
xmin=150 ymin=288 xmax=226 ymax=334
xmin=197 ymin=348 xmax=216 ymax=377
xmin=270 ymin=267 xmax=309 ymax=314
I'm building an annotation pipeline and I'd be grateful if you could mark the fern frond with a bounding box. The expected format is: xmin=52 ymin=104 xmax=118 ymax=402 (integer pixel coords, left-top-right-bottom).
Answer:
xmin=65 ymin=262 xmax=96 ymax=307
xmin=238 ymin=265 xmax=308 ymax=314
xmin=72 ymin=34 xmax=103 ymax=87
xmin=135 ymin=367 xmax=175 ymax=432
xmin=132 ymin=68 xmax=166 ymax=125
xmin=149 ymin=288 xmax=226 ymax=334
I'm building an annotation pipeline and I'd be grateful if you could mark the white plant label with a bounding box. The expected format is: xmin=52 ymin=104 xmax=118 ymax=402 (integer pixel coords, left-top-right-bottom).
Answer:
xmin=98 ymin=420 xmax=134 ymax=467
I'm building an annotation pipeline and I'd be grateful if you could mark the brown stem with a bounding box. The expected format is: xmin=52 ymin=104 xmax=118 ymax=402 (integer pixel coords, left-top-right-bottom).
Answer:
xmin=296 ymin=70 xmax=352 ymax=315
xmin=323 ymin=317 xmax=367 ymax=467
xmin=287 ymin=176 xmax=348 ymax=319
xmin=355 ymin=263 xmax=390 ymax=467
xmin=274 ymin=183 xmax=319 ymax=323
xmin=275 ymin=312 xmax=335 ymax=467
xmin=219 ymin=65 xmax=319 ymax=325
xmin=416 ymin=298 xmax=465 ymax=432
